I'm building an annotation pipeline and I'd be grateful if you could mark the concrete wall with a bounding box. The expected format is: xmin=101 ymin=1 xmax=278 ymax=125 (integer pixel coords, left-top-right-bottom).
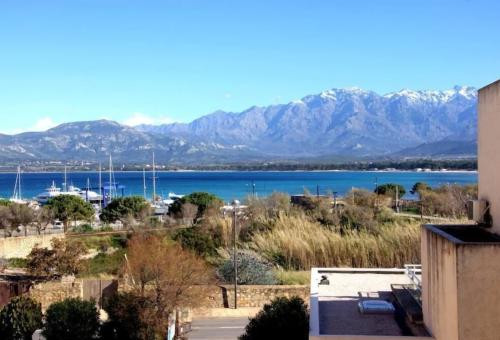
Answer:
xmin=422 ymin=225 xmax=500 ymax=340
xmin=457 ymin=245 xmax=500 ymax=340
xmin=0 ymin=234 xmax=64 ymax=259
xmin=421 ymin=227 xmax=459 ymax=340
xmin=478 ymin=80 xmax=500 ymax=232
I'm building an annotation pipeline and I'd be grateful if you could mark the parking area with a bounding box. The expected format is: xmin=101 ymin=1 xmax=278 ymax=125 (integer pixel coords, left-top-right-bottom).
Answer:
xmin=187 ymin=317 xmax=249 ymax=340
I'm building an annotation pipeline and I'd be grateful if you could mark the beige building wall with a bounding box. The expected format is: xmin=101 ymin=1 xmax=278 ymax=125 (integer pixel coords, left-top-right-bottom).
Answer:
xmin=478 ymin=80 xmax=500 ymax=233
xmin=421 ymin=227 xmax=459 ymax=340
xmin=0 ymin=233 xmax=64 ymax=259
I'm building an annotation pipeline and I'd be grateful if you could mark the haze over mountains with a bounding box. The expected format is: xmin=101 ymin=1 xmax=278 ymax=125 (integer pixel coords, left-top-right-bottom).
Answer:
xmin=0 ymin=86 xmax=477 ymax=164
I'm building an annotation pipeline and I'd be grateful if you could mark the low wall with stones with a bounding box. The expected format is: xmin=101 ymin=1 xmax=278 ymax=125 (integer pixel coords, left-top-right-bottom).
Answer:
xmin=30 ymin=278 xmax=82 ymax=311
xmin=0 ymin=234 xmax=64 ymax=259
xmin=201 ymin=285 xmax=310 ymax=309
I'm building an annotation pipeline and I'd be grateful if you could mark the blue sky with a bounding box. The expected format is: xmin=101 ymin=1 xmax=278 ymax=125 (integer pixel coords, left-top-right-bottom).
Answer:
xmin=1 ymin=0 xmax=499 ymax=134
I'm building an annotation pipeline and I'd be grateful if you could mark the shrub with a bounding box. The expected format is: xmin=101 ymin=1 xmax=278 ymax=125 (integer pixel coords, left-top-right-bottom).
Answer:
xmin=0 ymin=296 xmax=43 ymax=340
xmin=169 ymin=192 xmax=223 ymax=218
xmin=80 ymin=249 xmax=125 ymax=277
xmin=72 ymin=224 xmax=93 ymax=233
xmin=339 ymin=205 xmax=376 ymax=231
xmin=43 ymin=298 xmax=99 ymax=340
xmin=239 ymin=296 xmax=309 ymax=340
xmin=101 ymin=293 xmax=154 ymax=340
xmin=217 ymin=250 xmax=277 ymax=285
xmin=26 ymin=238 xmax=87 ymax=277
xmin=173 ymin=227 xmax=217 ymax=257
xmin=374 ymin=183 xmax=406 ymax=198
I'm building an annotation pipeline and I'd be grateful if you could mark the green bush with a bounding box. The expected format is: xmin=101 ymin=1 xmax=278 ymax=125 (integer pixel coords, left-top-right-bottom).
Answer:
xmin=101 ymin=293 xmax=153 ymax=340
xmin=80 ymin=249 xmax=125 ymax=277
xmin=43 ymin=298 xmax=99 ymax=340
xmin=239 ymin=296 xmax=309 ymax=340
xmin=7 ymin=257 xmax=28 ymax=268
xmin=72 ymin=224 xmax=94 ymax=233
xmin=169 ymin=192 xmax=222 ymax=218
xmin=173 ymin=227 xmax=217 ymax=257
xmin=217 ymin=250 xmax=277 ymax=285
xmin=0 ymin=296 xmax=43 ymax=340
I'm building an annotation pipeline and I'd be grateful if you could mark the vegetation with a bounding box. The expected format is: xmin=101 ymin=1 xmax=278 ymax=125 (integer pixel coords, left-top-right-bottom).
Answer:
xmin=419 ymin=183 xmax=477 ymax=218
xmin=275 ymin=270 xmax=310 ymax=285
xmin=80 ymin=248 xmax=125 ymax=277
xmin=217 ymin=250 xmax=278 ymax=285
xmin=99 ymin=196 xmax=151 ymax=226
xmin=375 ymin=183 xmax=406 ymax=198
xmin=239 ymin=296 xmax=309 ymax=340
xmin=43 ymin=298 xmax=99 ymax=340
xmin=125 ymin=234 xmax=212 ymax=338
xmin=101 ymin=293 xmax=154 ymax=340
xmin=26 ymin=238 xmax=87 ymax=277
xmin=0 ymin=202 xmax=35 ymax=236
xmin=46 ymin=195 xmax=94 ymax=232
xmin=250 ymin=213 xmax=420 ymax=269
xmin=173 ymin=226 xmax=218 ymax=257
xmin=0 ymin=296 xmax=43 ymax=340
xmin=169 ymin=192 xmax=223 ymax=219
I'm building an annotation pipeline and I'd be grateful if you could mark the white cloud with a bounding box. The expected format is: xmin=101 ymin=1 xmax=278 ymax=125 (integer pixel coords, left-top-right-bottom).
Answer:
xmin=32 ymin=117 xmax=58 ymax=131
xmin=122 ymin=112 xmax=176 ymax=126
xmin=1 ymin=116 xmax=58 ymax=135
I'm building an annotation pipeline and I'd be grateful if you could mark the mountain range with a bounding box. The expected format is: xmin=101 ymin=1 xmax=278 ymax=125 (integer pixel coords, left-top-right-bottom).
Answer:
xmin=0 ymin=86 xmax=477 ymax=164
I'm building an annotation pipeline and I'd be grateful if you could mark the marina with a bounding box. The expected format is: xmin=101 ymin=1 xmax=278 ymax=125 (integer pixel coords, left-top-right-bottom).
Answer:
xmin=0 ymin=169 xmax=477 ymax=204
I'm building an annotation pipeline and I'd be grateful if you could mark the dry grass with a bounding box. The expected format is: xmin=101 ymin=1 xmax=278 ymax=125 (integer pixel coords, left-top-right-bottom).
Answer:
xmin=275 ymin=270 xmax=310 ymax=285
xmin=250 ymin=214 xmax=420 ymax=270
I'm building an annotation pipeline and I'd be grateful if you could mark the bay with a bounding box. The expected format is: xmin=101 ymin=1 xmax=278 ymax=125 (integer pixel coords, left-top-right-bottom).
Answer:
xmin=0 ymin=171 xmax=477 ymax=203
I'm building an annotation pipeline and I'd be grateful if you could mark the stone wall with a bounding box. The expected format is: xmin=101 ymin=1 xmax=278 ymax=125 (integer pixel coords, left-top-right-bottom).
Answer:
xmin=200 ymin=285 xmax=310 ymax=309
xmin=0 ymin=234 xmax=64 ymax=259
xmin=29 ymin=278 xmax=82 ymax=311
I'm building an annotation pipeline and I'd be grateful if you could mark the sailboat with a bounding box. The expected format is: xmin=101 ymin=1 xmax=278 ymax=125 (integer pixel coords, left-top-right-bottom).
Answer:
xmin=10 ymin=165 xmax=27 ymax=204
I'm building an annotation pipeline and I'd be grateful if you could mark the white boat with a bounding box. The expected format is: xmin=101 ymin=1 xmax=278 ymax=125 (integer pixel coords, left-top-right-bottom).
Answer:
xmin=10 ymin=165 xmax=28 ymax=204
xmin=36 ymin=167 xmax=102 ymax=204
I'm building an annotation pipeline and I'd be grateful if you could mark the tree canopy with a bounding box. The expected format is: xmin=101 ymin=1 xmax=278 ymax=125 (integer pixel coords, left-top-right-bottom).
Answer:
xmin=374 ymin=183 xmax=406 ymax=198
xmin=169 ymin=192 xmax=222 ymax=218
xmin=46 ymin=195 xmax=94 ymax=231
xmin=99 ymin=196 xmax=151 ymax=224
xmin=410 ymin=182 xmax=432 ymax=195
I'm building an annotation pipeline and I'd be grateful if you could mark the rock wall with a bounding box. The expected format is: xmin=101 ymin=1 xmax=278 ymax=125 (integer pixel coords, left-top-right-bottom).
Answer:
xmin=30 ymin=278 xmax=82 ymax=311
xmin=0 ymin=234 xmax=64 ymax=259
xmin=200 ymin=285 xmax=310 ymax=308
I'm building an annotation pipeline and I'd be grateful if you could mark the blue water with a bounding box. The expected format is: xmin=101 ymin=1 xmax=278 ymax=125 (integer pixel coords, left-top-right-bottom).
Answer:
xmin=0 ymin=171 xmax=477 ymax=203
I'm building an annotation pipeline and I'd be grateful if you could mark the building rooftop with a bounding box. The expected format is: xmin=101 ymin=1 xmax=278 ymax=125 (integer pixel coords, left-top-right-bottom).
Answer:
xmin=310 ymin=268 xmax=431 ymax=339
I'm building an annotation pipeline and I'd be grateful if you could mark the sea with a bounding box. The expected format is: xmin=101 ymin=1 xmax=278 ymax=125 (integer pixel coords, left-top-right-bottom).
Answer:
xmin=0 ymin=170 xmax=478 ymax=203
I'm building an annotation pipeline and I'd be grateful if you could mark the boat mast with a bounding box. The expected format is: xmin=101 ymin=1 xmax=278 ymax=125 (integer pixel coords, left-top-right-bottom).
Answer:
xmin=152 ymin=152 xmax=156 ymax=203
xmin=109 ymin=155 xmax=113 ymax=199
xmin=63 ymin=165 xmax=69 ymax=192
xmin=98 ymin=162 xmax=102 ymax=209
xmin=143 ymin=167 xmax=147 ymax=200
xmin=12 ymin=165 xmax=21 ymax=200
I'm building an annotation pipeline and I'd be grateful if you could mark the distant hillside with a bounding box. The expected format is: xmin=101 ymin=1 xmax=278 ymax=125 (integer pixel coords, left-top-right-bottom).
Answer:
xmin=138 ymin=85 xmax=477 ymax=157
xmin=0 ymin=86 xmax=478 ymax=163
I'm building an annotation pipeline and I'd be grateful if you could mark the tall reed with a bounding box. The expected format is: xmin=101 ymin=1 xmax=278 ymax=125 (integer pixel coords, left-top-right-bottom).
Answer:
xmin=250 ymin=214 xmax=420 ymax=270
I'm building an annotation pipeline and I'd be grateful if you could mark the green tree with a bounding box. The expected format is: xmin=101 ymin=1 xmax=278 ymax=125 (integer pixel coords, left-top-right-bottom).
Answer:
xmin=239 ymin=296 xmax=309 ymax=340
xmin=374 ymin=183 xmax=406 ymax=198
xmin=0 ymin=296 xmax=43 ymax=340
xmin=46 ymin=195 xmax=94 ymax=232
xmin=99 ymin=196 xmax=151 ymax=225
xmin=100 ymin=293 xmax=154 ymax=340
xmin=410 ymin=182 xmax=432 ymax=196
xmin=43 ymin=298 xmax=99 ymax=340
xmin=169 ymin=192 xmax=223 ymax=219
xmin=173 ymin=227 xmax=218 ymax=257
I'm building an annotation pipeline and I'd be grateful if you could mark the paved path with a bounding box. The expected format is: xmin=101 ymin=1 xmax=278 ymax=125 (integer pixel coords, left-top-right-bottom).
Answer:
xmin=187 ymin=317 xmax=249 ymax=340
